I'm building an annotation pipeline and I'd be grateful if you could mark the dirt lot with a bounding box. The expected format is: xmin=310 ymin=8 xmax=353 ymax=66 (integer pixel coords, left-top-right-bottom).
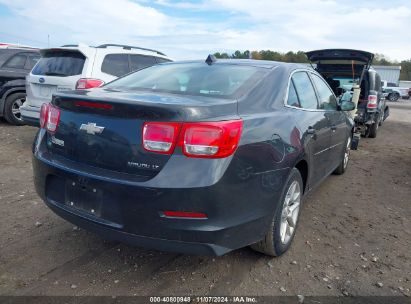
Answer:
xmin=0 ymin=101 xmax=410 ymax=297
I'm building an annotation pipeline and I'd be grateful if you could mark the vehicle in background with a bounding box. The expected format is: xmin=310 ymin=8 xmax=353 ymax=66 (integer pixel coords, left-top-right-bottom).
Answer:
xmin=306 ymin=49 xmax=389 ymax=138
xmin=21 ymin=43 xmax=172 ymax=126
xmin=0 ymin=43 xmax=40 ymax=125
xmin=381 ymin=80 xmax=410 ymax=101
xmin=32 ymin=57 xmax=355 ymax=256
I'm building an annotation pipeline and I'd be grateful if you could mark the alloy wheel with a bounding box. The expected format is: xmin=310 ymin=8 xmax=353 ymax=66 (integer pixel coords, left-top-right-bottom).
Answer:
xmin=343 ymin=136 xmax=351 ymax=169
xmin=11 ymin=97 xmax=24 ymax=121
xmin=280 ymin=180 xmax=301 ymax=245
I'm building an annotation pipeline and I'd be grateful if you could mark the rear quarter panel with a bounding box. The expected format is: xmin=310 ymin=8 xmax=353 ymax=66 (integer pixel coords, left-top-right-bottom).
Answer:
xmin=233 ymin=66 xmax=306 ymax=234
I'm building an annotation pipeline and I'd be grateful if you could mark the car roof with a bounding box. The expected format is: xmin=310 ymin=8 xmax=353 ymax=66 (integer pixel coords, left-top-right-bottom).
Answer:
xmin=159 ymin=59 xmax=309 ymax=71
xmin=0 ymin=43 xmax=39 ymax=51
xmin=39 ymin=43 xmax=171 ymax=60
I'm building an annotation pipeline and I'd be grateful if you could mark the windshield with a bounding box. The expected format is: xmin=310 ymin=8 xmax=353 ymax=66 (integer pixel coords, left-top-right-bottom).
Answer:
xmin=105 ymin=62 xmax=266 ymax=98
xmin=32 ymin=51 xmax=85 ymax=77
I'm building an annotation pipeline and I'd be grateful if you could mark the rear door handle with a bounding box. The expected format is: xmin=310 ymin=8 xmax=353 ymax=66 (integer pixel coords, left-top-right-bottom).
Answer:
xmin=307 ymin=127 xmax=316 ymax=134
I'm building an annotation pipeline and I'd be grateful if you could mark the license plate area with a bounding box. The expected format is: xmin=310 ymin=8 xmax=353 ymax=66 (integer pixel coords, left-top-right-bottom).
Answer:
xmin=65 ymin=179 xmax=103 ymax=217
xmin=37 ymin=84 xmax=57 ymax=97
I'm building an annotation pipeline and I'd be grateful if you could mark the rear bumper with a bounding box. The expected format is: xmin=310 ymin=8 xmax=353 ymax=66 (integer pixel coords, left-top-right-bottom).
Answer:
xmin=45 ymin=199 xmax=231 ymax=255
xmin=20 ymin=103 xmax=40 ymax=127
xmin=355 ymin=107 xmax=379 ymax=124
xmin=32 ymin=131 xmax=287 ymax=256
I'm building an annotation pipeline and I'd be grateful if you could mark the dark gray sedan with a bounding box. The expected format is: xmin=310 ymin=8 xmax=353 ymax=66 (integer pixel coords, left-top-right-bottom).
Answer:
xmin=32 ymin=57 xmax=355 ymax=256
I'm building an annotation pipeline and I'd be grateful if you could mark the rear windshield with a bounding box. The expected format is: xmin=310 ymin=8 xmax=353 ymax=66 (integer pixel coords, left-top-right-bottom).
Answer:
xmin=105 ymin=63 xmax=266 ymax=98
xmin=32 ymin=51 xmax=85 ymax=76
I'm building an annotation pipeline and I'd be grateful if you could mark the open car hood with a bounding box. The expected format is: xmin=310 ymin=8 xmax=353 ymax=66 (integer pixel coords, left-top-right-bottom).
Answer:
xmin=305 ymin=49 xmax=374 ymax=65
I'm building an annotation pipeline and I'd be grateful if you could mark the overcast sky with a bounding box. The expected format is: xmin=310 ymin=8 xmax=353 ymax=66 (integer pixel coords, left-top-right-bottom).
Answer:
xmin=0 ymin=0 xmax=410 ymax=61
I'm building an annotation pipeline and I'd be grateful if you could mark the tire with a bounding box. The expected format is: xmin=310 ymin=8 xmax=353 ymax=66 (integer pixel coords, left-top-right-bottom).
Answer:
xmin=333 ymin=135 xmax=351 ymax=175
xmin=4 ymin=93 xmax=26 ymax=126
xmin=368 ymin=121 xmax=379 ymax=138
xmin=250 ymin=168 xmax=303 ymax=256
xmin=378 ymin=111 xmax=384 ymax=126
xmin=388 ymin=93 xmax=400 ymax=102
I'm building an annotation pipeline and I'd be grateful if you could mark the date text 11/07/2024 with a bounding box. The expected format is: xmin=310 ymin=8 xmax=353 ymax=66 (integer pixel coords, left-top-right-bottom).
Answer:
xmin=149 ymin=296 xmax=258 ymax=303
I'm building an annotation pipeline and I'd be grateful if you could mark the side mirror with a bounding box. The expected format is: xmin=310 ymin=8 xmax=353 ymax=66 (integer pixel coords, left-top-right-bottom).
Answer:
xmin=340 ymin=100 xmax=356 ymax=111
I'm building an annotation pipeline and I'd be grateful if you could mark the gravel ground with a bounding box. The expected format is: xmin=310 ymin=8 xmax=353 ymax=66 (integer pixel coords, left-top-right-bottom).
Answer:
xmin=0 ymin=100 xmax=410 ymax=297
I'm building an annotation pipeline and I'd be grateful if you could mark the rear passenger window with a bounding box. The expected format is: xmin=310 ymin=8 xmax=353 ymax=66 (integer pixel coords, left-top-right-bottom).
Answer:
xmin=311 ymin=74 xmax=337 ymax=110
xmin=3 ymin=54 xmax=27 ymax=69
xmin=287 ymin=81 xmax=300 ymax=107
xmin=375 ymin=74 xmax=382 ymax=92
xmin=26 ymin=54 xmax=40 ymax=70
xmin=292 ymin=72 xmax=318 ymax=110
xmin=101 ymin=54 xmax=130 ymax=77
xmin=130 ymin=55 xmax=156 ymax=72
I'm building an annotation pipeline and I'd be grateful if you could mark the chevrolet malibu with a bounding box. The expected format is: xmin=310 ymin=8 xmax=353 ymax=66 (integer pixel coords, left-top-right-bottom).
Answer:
xmin=32 ymin=57 xmax=355 ymax=256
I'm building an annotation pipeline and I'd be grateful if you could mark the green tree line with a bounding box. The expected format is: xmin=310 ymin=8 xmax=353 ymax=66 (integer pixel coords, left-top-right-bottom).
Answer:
xmin=213 ymin=50 xmax=411 ymax=80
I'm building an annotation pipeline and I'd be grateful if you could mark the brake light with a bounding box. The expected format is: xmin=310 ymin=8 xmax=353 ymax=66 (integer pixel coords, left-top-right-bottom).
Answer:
xmin=39 ymin=103 xmax=49 ymax=128
xmin=162 ymin=211 xmax=207 ymax=219
xmin=76 ymin=78 xmax=104 ymax=90
xmin=74 ymin=101 xmax=113 ymax=109
xmin=46 ymin=105 xmax=61 ymax=133
xmin=142 ymin=122 xmax=182 ymax=154
xmin=180 ymin=120 xmax=243 ymax=158
xmin=367 ymin=95 xmax=378 ymax=109
xmin=142 ymin=120 xmax=243 ymax=158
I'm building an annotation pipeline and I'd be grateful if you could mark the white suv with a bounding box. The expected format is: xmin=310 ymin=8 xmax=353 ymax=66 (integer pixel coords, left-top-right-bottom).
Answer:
xmin=21 ymin=43 xmax=171 ymax=126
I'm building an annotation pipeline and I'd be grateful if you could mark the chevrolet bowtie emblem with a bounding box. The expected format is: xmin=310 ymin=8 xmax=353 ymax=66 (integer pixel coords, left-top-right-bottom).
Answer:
xmin=79 ymin=122 xmax=105 ymax=135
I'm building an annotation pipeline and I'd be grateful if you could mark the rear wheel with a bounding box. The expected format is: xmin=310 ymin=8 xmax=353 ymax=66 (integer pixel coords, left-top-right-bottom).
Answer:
xmin=388 ymin=93 xmax=400 ymax=102
xmin=4 ymin=93 xmax=25 ymax=126
xmin=368 ymin=121 xmax=379 ymax=138
xmin=334 ymin=136 xmax=351 ymax=175
xmin=378 ymin=114 xmax=383 ymax=126
xmin=250 ymin=168 xmax=303 ymax=256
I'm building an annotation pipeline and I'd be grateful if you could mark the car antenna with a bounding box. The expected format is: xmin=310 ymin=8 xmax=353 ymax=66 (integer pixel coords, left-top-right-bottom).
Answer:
xmin=205 ymin=54 xmax=217 ymax=65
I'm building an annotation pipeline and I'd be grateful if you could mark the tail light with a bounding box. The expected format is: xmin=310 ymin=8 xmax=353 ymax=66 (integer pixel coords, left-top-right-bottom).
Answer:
xmin=367 ymin=95 xmax=378 ymax=109
xmin=46 ymin=105 xmax=61 ymax=133
xmin=142 ymin=120 xmax=243 ymax=158
xmin=181 ymin=121 xmax=243 ymax=158
xmin=39 ymin=103 xmax=49 ymax=128
xmin=76 ymin=78 xmax=104 ymax=90
xmin=142 ymin=122 xmax=182 ymax=154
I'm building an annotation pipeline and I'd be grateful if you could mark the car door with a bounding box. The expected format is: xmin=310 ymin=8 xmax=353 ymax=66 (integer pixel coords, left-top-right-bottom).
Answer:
xmin=289 ymin=71 xmax=332 ymax=183
xmin=310 ymin=73 xmax=347 ymax=172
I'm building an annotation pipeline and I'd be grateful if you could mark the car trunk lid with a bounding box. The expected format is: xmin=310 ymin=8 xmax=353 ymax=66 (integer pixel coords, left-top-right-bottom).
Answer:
xmin=46 ymin=88 xmax=238 ymax=179
xmin=305 ymin=49 xmax=374 ymax=65
xmin=305 ymin=49 xmax=374 ymax=77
